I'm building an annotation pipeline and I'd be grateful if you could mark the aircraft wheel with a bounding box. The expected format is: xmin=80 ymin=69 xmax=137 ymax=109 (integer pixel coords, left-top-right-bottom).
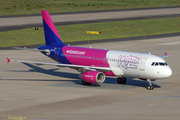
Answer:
xmin=147 ymin=79 xmax=154 ymax=90
xmin=117 ymin=77 xmax=123 ymax=84
xmin=86 ymin=82 xmax=91 ymax=86
xmin=82 ymin=80 xmax=91 ymax=86
xmin=122 ymin=77 xmax=127 ymax=84
xmin=82 ymin=80 xmax=87 ymax=85
xmin=147 ymin=86 xmax=154 ymax=90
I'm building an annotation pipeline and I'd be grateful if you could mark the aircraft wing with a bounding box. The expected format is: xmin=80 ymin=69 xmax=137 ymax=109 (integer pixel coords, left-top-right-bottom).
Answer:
xmin=6 ymin=57 xmax=111 ymax=72
xmin=160 ymin=52 xmax=169 ymax=58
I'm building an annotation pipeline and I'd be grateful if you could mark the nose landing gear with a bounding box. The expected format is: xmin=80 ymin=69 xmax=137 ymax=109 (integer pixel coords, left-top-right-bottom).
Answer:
xmin=147 ymin=79 xmax=154 ymax=90
xmin=117 ymin=77 xmax=154 ymax=90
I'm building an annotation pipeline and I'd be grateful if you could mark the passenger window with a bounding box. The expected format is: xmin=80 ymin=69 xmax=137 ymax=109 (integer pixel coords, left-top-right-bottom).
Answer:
xmin=151 ymin=62 xmax=155 ymax=66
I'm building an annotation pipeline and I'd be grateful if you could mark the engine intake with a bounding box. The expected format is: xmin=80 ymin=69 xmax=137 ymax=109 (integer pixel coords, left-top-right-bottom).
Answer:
xmin=79 ymin=71 xmax=105 ymax=84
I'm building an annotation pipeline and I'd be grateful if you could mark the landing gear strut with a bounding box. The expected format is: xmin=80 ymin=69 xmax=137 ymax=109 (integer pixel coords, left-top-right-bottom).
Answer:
xmin=117 ymin=77 xmax=127 ymax=84
xmin=147 ymin=79 xmax=154 ymax=90
xmin=82 ymin=80 xmax=91 ymax=85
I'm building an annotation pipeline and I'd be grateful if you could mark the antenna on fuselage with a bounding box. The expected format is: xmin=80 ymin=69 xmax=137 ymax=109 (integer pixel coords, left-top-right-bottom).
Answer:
xmin=149 ymin=52 xmax=151 ymax=55
xmin=90 ymin=45 xmax=92 ymax=48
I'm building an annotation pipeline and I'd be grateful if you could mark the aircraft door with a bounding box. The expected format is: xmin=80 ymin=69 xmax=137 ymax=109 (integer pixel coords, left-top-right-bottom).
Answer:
xmin=54 ymin=48 xmax=60 ymax=60
xmin=103 ymin=57 xmax=109 ymax=67
xmin=140 ymin=57 xmax=147 ymax=71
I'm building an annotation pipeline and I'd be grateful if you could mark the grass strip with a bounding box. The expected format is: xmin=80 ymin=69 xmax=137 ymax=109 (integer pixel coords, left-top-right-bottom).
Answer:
xmin=0 ymin=0 xmax=180 ymax=16
xmin=0 ymin=17 xmax=180 ymax=47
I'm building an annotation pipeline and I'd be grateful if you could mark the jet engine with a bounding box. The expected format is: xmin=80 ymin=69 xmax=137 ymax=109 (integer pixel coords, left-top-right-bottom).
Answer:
xmin=79 ymin=71 xmax=105 ymax=84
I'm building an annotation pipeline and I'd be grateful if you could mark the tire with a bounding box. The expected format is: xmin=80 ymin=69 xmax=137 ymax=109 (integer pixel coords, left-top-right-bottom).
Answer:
xmin=117 ymin=77 xmax=122 ymax=84
xmin=122 ymin=77 xmax=127 ymax=84
xmin=86 ymin=82 xmax=91 ymax=86
xmin=82 ymin=80 xmax=87 ymax=85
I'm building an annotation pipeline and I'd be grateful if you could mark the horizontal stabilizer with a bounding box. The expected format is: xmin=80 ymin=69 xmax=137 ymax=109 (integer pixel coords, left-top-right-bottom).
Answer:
xmin=13 ymin=47 xmax=50 ymax=53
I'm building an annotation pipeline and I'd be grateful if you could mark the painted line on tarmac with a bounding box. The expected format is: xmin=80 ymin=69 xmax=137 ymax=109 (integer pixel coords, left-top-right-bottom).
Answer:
xmin=156 ymin=90 xmax=179 ymax=95
xmin=0 ymin=64 xmax=19 ymax=68
xmin=156 ymin=41 xmax=180 ymax=45
xmin=137 ymin=96 xmax=180 ymax=99
xmin=8 ymin=117 xmax=27 ymax=120
xmin=0 ymin=71 xmax=32 ymax=77
xmin=33 ymin=65 xmax=59 ymax=79
xmin=1 ymin=115 xmax=180 ymax=119
xmin=91 ymin=116 xmax=180 ymax=119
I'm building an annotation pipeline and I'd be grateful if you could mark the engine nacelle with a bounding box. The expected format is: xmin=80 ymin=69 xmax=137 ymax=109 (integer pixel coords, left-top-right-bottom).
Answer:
xmin=79 ymin=71 xmax=105 ymax=84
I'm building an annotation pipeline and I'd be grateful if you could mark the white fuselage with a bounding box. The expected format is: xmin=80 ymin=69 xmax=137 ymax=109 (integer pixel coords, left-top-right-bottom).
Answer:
xmin=106 ymin=50 xmax=172 ymax=79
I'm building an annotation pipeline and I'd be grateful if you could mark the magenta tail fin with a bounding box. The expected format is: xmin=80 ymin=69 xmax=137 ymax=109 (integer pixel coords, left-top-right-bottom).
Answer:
xmin=42 ymin=10 xmax=65 ymax=47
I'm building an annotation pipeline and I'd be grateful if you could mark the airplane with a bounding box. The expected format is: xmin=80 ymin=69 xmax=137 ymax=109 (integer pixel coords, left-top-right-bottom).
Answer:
xmin=6 ymin=10 xmax=172 ymax=90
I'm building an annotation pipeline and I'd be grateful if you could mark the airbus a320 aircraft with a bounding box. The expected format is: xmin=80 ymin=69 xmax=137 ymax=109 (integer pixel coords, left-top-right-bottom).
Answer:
xmin=7 ymin=10 xmax=172 ymax=90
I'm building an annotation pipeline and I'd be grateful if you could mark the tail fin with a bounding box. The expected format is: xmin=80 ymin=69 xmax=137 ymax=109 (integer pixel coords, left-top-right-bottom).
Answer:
xmin=42 ymin=10 xmax=65 ymax=47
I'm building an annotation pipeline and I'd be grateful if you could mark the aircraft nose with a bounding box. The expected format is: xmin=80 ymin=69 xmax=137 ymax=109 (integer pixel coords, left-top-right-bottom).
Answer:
xmin=163 ymin=67 xmax=172 ymax=78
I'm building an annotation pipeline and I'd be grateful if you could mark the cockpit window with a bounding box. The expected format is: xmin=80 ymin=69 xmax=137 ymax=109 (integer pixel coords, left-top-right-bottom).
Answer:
xmin=155 ymin=62 xmax=159 ymax=66
xmin=151 ymin=62 xmax=168 ymax=66
xmin=159 ymin=62 xmax=165 ymax=66
xmin=151 ymin=62 xmax=155 ymax=66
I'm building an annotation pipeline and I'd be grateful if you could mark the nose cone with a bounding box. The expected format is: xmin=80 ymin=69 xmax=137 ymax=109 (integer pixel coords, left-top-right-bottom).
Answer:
xmin=163 ymin=67 xmax=172 ymax=78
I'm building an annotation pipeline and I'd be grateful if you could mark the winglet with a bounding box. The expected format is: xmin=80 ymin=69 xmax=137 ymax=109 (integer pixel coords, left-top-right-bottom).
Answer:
xmin=6 ymin=57 xmax=11 ymax=64
xmin=164 ymin=52 xmax=168 ymax=56
xmin=160 ymin=52 xmax=169 ymax=58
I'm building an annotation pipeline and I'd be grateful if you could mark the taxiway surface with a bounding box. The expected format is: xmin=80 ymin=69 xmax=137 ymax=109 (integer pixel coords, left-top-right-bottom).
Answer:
xmin=1 ymin=7 xmax=180 ymax=27
xmin=0 ymin=7 xmax=180 ymax=31
xmin=0 ymin=36 xmax=180 ymax=120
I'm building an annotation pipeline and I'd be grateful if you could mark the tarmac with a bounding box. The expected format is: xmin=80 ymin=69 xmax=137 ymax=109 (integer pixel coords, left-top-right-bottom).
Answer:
xmin=0 ymin=7 xmax=180 ymax=120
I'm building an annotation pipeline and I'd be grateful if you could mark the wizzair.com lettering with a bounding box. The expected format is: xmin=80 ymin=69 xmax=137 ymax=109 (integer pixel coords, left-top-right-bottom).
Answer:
xmin=66 ymin=50 xmax=85 ymax=55
xmin=117 ymin=55 xmax=140 ymax=69
xmin=85 ymin=75 xmax=94 ymax=78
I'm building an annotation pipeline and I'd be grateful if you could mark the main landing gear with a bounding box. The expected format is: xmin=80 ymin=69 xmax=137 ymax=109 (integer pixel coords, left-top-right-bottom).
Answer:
xmin=147 ymin=79 xmax=154 ymax=90
xmin=82 ymin=80 xmax=91 ymax=86
xmin=117 ymin=77 xmax=127 ymax=84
